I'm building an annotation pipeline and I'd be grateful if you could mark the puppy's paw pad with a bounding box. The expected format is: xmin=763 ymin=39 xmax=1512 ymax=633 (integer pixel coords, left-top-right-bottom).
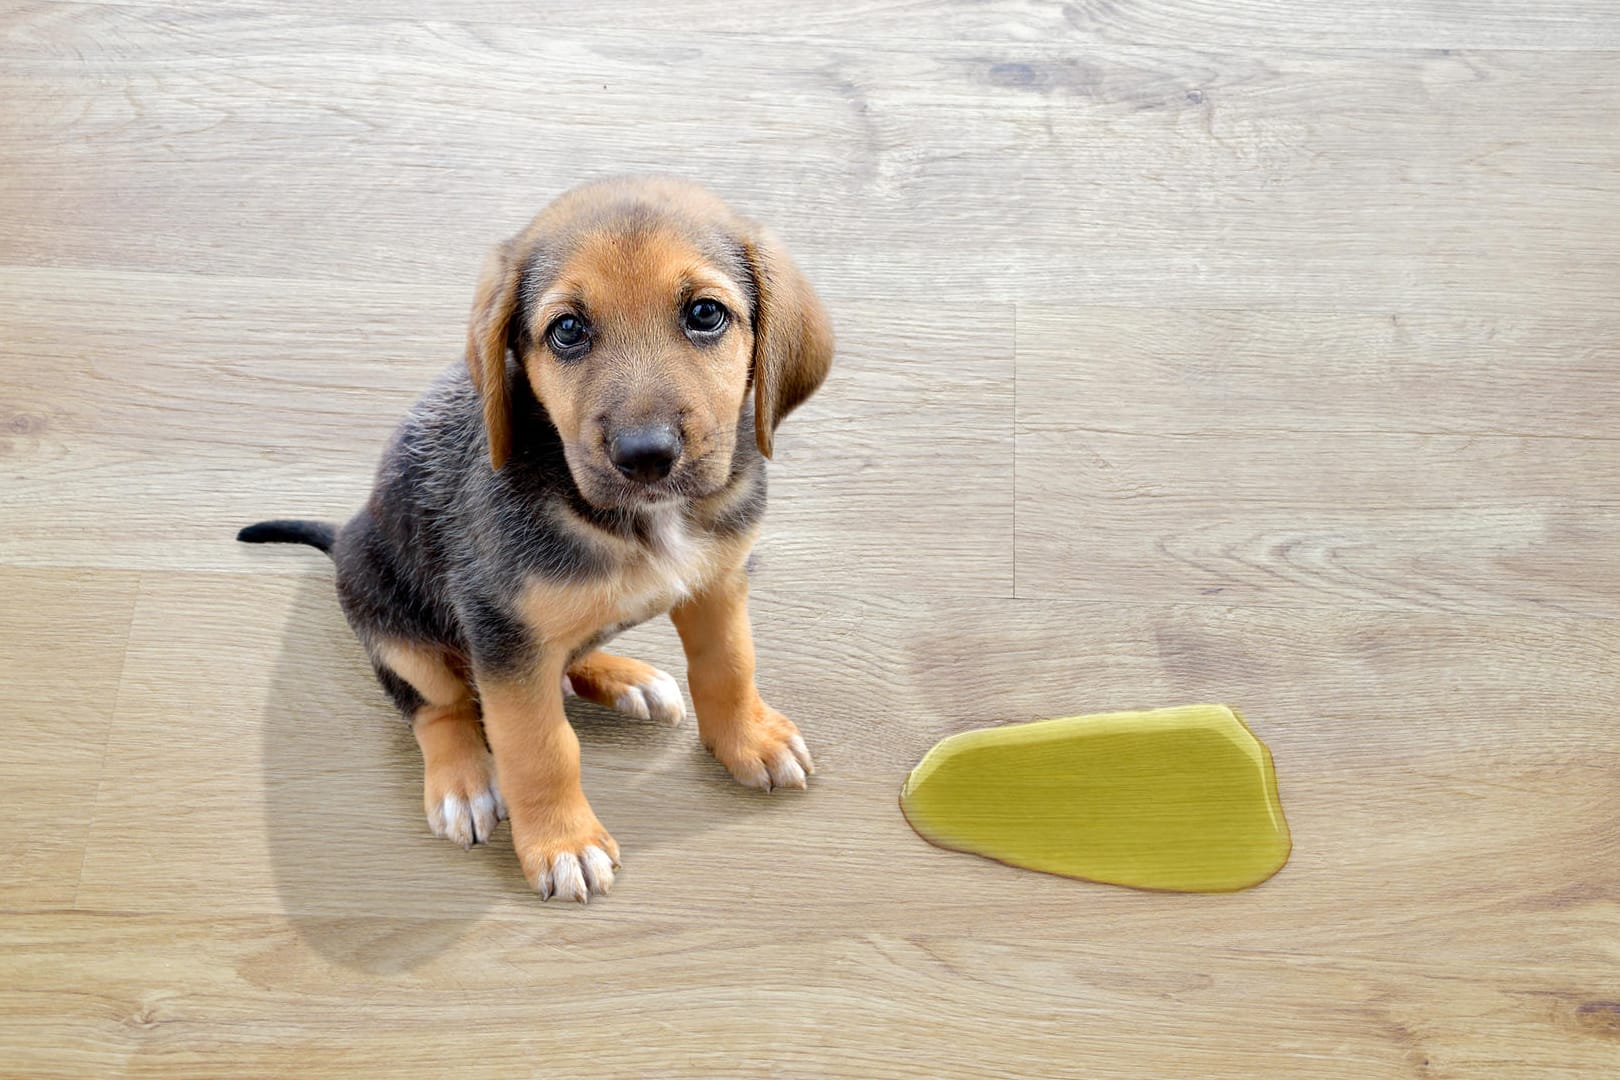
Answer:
xmin=614 ymin=668 xmax=685 ymax=726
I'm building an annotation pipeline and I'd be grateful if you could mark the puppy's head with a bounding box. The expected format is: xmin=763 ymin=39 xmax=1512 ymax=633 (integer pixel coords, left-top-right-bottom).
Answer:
xmin=466 ymin=177 xmax=833 ymax=508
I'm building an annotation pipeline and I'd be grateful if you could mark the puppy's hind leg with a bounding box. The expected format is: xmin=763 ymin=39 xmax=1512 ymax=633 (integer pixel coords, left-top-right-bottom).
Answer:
xmin=566 ymin=650 xmax=686 ymax=727
xmin=374 ymin=641 xmax=506 ymax=849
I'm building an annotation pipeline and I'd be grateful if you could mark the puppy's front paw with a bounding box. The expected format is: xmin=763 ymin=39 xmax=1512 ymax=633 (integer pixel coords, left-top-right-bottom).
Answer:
xmin=705 ymin=704 xmax=815 ymax=793
xmin=428 ymin=784 xmax=506 ymax=850
xmin=512 ymin=809 xmax=620 ymax=903
xmin=423 ymin=749 xmax=506 ymax=849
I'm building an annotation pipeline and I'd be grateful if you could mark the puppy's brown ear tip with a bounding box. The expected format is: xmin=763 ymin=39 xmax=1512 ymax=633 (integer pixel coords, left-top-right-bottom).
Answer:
xmin=745 ymin=227 xmax=831 ymax=462
xmin=484 ymin=411 xmax=514 ymax=470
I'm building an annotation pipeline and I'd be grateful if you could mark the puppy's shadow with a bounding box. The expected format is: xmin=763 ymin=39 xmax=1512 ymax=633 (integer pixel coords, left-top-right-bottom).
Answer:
xmin=564 ymin=694 xmax=786 ymax=853
xmin=263 ymin=572 xmax=769 ymax=973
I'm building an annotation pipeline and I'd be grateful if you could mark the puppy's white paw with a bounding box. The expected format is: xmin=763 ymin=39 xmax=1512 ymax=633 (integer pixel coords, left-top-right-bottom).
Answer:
xmin=768 ymin=737 xmax=811 ymax=790
xmin=527 ymin=844 xmax=618 ymax=903
xmin=427 ymin=782 xmax=507 ymax=849
xmin=709 ymin=709 xmax=815 ymax=793
xmin=542 ymin=850 xmax=617 ymax=902
xmin=613 ymin=668 xmax=686 ymax=727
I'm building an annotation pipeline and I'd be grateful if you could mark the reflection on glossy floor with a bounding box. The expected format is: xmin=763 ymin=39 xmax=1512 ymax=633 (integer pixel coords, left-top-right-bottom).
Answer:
xmin=3 ymin=2 xmax=1619 ymax=1076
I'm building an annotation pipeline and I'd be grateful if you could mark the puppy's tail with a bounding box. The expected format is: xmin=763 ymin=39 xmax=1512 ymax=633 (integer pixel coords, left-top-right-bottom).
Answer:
xmin=236 ymin=519 xmax=337 ymax=555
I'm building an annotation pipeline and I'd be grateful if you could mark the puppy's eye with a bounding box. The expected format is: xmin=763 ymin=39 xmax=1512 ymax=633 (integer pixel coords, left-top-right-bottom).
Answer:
xmin=683 ymin=299 xmax=728 ymax=335
xmin=547 ymin=314 xmax=589 ymax=353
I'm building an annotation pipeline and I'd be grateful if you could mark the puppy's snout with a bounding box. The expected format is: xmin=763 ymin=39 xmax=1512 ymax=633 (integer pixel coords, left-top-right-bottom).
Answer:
xmin=608 ymin=424 xmax=682 ymax=484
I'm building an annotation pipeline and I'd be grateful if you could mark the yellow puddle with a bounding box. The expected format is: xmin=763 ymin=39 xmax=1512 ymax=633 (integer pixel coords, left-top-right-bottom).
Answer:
xmin=899 ymin=704 xmax=1291 ymax=893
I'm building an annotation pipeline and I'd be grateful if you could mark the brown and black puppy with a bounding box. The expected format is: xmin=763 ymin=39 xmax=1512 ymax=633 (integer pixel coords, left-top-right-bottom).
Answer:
xmin=239 ymin=177 xmax=833 ymax=902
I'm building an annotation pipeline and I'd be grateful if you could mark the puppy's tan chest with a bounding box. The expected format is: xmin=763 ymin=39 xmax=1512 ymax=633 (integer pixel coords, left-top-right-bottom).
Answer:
xmin=518 ymin=513 xmax=727 ymax=653
xmin=622 ymin=511 xmax=713 ymax=614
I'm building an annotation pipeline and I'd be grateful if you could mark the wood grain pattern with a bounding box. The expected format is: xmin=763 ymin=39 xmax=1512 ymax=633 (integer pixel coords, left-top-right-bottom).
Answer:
xmin=48 ymin=0 xmax=1620 ymax=49
xmin=2 ymin=1 xmax=1618 ymax=1076
xmin=1015 ymin=305 xmax=1620 ymax=614
xmin=0 ymin=569 xmax=138 ymax=909
xmin=4 ymin=5 xmax=1619 ymax=314
xmin=44 ymin=570 xmax=1620 ymax=1078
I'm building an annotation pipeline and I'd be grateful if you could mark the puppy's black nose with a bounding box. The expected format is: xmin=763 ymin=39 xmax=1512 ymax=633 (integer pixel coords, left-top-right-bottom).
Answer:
xmin=608 ymin=425 xmax=681 ymax=484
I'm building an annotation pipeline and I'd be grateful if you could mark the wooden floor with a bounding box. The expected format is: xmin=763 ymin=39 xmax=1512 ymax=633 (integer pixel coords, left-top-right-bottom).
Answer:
xmin=4 ymin=2 xmax=1619 ymax=1076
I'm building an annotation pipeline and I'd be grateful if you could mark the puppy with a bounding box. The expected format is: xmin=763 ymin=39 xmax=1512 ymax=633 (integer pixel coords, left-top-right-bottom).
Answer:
xmin=239 ymin=177 xmax=833 ymax=902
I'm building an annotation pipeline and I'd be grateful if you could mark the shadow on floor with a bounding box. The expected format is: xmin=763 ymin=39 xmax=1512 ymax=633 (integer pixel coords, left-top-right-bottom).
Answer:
xmin=260 ymin=569 xmax=774 ymax=971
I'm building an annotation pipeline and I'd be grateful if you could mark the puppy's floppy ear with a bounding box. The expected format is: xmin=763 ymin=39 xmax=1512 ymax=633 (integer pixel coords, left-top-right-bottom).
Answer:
xmin=742 ymin=227 xmax=833 ymax=459
xmin=466 ymin=240 xmax=523 ymax=471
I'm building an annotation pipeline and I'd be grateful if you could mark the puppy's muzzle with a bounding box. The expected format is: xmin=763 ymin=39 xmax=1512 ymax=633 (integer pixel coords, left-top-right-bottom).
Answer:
xmin=608 ymin=424 xmax=682 ymax=484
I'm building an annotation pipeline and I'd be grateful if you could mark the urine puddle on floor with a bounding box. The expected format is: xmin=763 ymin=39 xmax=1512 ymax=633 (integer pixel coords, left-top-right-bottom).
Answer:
xmin=899 ymin=704 xmax=1291 ymax=893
